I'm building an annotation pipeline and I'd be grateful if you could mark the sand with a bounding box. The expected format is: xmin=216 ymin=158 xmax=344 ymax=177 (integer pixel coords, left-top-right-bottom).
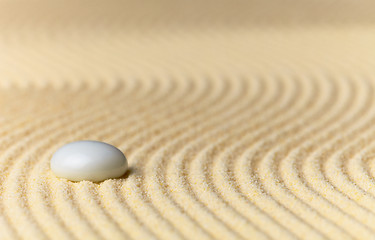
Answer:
xmin=1 ymin=0 xmax=375 ymax=239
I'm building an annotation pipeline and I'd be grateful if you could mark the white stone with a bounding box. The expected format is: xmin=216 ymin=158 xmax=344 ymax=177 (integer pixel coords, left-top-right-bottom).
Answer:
xmin=50 ymin=140 xmax=128 ymax=182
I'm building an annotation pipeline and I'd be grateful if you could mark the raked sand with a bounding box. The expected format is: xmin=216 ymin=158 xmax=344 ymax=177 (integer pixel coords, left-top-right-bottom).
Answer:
xmin=1 ymin=0 xmax=375 ymax=239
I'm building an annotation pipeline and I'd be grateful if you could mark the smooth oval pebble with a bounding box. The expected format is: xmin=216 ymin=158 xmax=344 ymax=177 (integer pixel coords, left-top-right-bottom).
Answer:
xmin=50 ymin=140 xmax=128 ymax=182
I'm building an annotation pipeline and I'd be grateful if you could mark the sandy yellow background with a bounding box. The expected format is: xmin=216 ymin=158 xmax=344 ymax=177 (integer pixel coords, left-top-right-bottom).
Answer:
xmin=1 ymin=0 xmax=375 ymax=239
